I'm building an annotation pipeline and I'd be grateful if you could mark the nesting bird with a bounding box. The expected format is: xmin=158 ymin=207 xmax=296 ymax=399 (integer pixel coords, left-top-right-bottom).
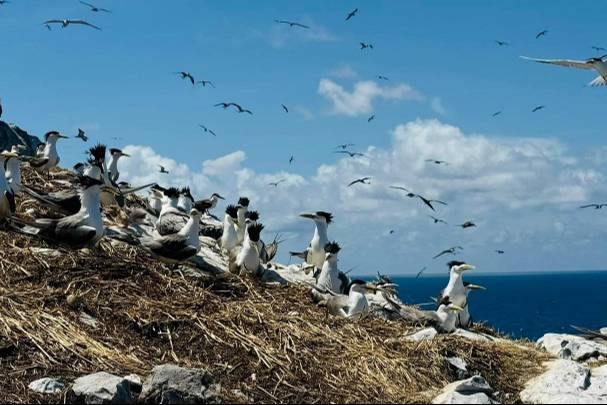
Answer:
xmin=108 ymin=148 xmax=129 ymax=183
xmin=294 ymin=211 xmax=333 ymax=270
xmin=142 ymin=209 xmax=202 ymax=264
xmin=27 ymin=131 xmax=68 ymax=174
xmin=315 ymin=242 xmax=348 ymax=295
xmin=438 ymin=261 xmax=476 ymax=327
xmin=220 ymin=204 xmax=240 ymax=253
xmin=232 ymin=221 xmax=265 ymax=274
xmin=155 ymin=187 xmax=189 ymax=235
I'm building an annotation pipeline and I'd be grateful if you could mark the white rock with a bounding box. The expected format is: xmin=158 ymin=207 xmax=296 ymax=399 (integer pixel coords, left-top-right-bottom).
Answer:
xmin=28 ymin=378 xmax=64 ymax=394
xmin=72 ymin=372 xmax=136 ymax=404
xmin=520 ymin=360 xmax=607 ymax=404
xmin=432 ymin=376 xmax=498 ymax=404
xmin=446 ymin=357 xmax=469 ymax=379
xmin=600 ymin=328 xmax=607 ymax=335
xmin=453 ymin=329 xmax=498 ymax=342
xmin=406 ymin=327 xmax=438 ymax=342
xmin=433 ymin=392 xmax=498 ymax=404
xmin=538 ymin=333 xmax=607 ymax=362
xmin=123 ymin=374 xmax=142 ymax=387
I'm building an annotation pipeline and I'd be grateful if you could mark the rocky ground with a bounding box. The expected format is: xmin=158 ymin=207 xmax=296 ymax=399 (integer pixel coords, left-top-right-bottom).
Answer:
xmin=0 ymin=167 xmax=606 ymax=404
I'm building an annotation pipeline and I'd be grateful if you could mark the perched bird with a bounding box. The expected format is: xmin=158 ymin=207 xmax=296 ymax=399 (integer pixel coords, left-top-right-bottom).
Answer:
xmin=147 ymin=185 xmax=164 ymax=216
xmin=274 ymin=19 xmax=309 ymax=29
xmin=334 ymin=150 xmax=365 ymax=158
xmin=76 ymin=128 xmax=88 ymax=142
xmin=429 ymin=215 xmax=448 ymax=225
xmin=492 ymin=111 xmax=502 ymax=117
xmin=281 ymin=104 xmax=289 ymax=113
xmin=108 ymin=148 xmax=129 ymax=183
xmin=0 ymin=151 xmax=17 ymax=221
xmin=142 ymin=209 xmax=202 ymax=264
xmin=268 ymin=179 xmax=286 ymax=187
xmin=536 ymin=30 xmax=548 ymax=39
xmin=4 ymin=147 xmax=22 ymax=194
xmin=44 ymin=19 xmax=101 ymax=30
xmin=345 ymin=8 xmax=358 ymax=21
xmin=347 ymin=177 xmax=371 ymax=187
xmin=437 ymin=261 xmax=475 ymax=327
xmin=316 ymin=242 xmax=347 ymax=294
xmin=319 ymin=280 xmax=394 ymax=318
xmin=177 ymin=187 xmax=194 ymax=213
xmin=360 ymin=42 xmax=374 ymax=50
xmin=580 ymin=203 xmax=607 ymax=210
xmin=433 ymin=246 xmax=463 ymax=259
xmin=196 ymin=80 xmax=214 ymax=88
xmin=457 ymin=221 xmax=477 ymax=229
xmin=220 ymin=204 xmax=240 ymax=253
xmin=174 ymin=71 xmax=195 ymax=86
xmin=233 ymin=222 xmax=265 ymax=274
xmin=377 ymin=75 xmax=389 ymax=80
xmin=199 ymin=125 xmax=217 ymax=136
xmin=12 ymin=176 xmax=116 ymax=247
xmin=158 ymin=165 xmax=169 ymax=174
xmin=235 ymin=197 xmax=250 ymax=245
xmin=532 ymin=105 xmax=546 ymax=112
xmin=459 ymin=282 xmax=486 ymax=327
xmin=193 ymin=193 xmax=225 ymax=214
xmin=294 ymin=211 xmax=333 ymax=269
xmin=155 ymin=188 xmax=187 ymax=235
xmin=367 ymin=114 xmax=375 ymax=122
xmin=522 ymin=55 xmax=607 ymax=87
xmin=385 ymin=294 xmax=464 ymax=333
xmin=79 ymin=1 xmax=111 ymax=12
xmin=495 ymin=40 xmax=509 ymax=46
xmin=27 ymin=131 xmax=68 ymax=173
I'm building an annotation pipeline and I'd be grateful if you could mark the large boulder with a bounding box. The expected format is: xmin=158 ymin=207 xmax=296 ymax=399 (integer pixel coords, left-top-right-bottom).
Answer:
xmin=71 ymin=372 xmax=137 ymax=404
xmin=538 ymin=333 xmax=607 ymax=362
xmin=432 ymin=376 xmax=499 ymax=404
xmin=0 ymin=121 xmax=42 ymax=155
xmin=140 ymin=364 xmax=221 ymax=404
xmin=520 ymin=360 xmax=607 ymax=404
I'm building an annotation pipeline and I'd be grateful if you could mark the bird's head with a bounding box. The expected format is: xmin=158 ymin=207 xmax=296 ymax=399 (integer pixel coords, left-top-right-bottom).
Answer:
xmin=225 ymin=204 xmax=239 ymax=220
xmin=447 ymin=261 xmax=475 ymax=274
xmin=45 ymin=131 xmax=68 ymax=142
xmin=88 ymin=144 xmax=107 ymax=163
xmin=189 ymin=208 xmax=202 ymax=219
xmin=110 ymin=148 xmax=130 ymax=158
xmin=437 ymin=296 xmax=464 ymax=313
xmin=163 ymin=187 xmax=180 ymax=200
xmin=245 ymin=210 xmax=260 ymax=222
xmin=324 ymin=241 xmax=341 ymax=261
xmin=211 ymin=193 xmax=225 ymax=200
xmin=299 ymin=211 xmax=333 ymax=225
xmin=238 ymin=197 xmax=250 ymax=208
xmin=247 ymin=223 xmax=265 ymax=243
xmin=180 ymin=187 xmax=194 ymax=202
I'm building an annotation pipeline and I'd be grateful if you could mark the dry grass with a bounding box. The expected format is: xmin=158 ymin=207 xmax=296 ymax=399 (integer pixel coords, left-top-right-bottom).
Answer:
xmin=0 ymin=168 xmax=550 ymax=403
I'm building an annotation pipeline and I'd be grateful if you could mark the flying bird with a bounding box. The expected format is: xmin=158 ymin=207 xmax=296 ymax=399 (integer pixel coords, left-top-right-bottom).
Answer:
xmin=592 ymin=46 xmax=606 ymax=53
xmin=345 ymin=8 xmax=358 ymax=21
xmin=199 ymin=125 xmax=216 ymax=136
xmin=76 ymin=129 xmax=88 ymax=142
xmin=214 ymin=102 xmax=233 ymax=109
xmin=44 ymin=19 xmax=101 ymax=30
xmin=274 ymin=19 xmax=309 ymax=29
xmin=536 ymin=30 xmax=548 ymax=39
xmin=532 ymin=105 xmax=546 ymax=112
xmin=268 ymin=179 xmax=286 ymax=187
xmin=580 ymin=204 xmax=607 ymax=209
xmin=158 ymin=165 xmax=169 ymax=174
xmin=457 ymin=221 xmax=477 ymax=229
xmin=0 ymin=1 xmax=11 ymax=5
xmin=495 ymin=40 xmax=509 ymax=46
xmin=334 ymin=150 xmax=365 ymax=158
xmin=495 ymin=250 xmax=505 ymax=254
xmin=521 ymin=55 xmax=607 ymax=87
xmin=433 ymin=246 xmax=463 ymax=259
xmin=335 ymin=143 xmax=355 ymax=150
xmin=390 ymin=186 xmax=447 ymax=211
xmin=360 ymin=42 xmax=374 ymax=50
xmin=426 ymin=159 xmax=449 ymax=165
xmin=348 ymin=177 xmax=371 ymax=187
xmin=377 ymin=75 xmax=389 ymax=80
xmin=367 ymin=114 xmax=375 ymax=122
xmin=234 ymin=104 xmax=253 ymax=115
xmin=289 ymin=155 xmax=294 ymax=164
xmin=492 ymin=111 xmax=502 ymax=117
xmin=416 ymin=266 xmax=428 ymax=279
xmin=79 ymin=1 xmax=111 ymax=12
xmin=281 ymin=104 xmax=289 ymax=113
xmin=174 ymin=71 xmax=195 ymax=86
xmin=429 ymin=215 xmax=448 ymax=225
xmin=196 ymin=80 xmax=215 ymax=88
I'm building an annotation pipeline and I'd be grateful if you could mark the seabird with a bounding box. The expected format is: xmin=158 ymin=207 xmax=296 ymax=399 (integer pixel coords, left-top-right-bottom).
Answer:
xmin=390 ymin=186 xmax=447 ymax=211
xmin=214 ymin=102 xmax=234 ymax=109
xmin=0 ymin=151 xmax=17 ymax=221
xmin=146 ymin=185 xmax=164 ymax=216
xmin=274 ymin=19 xmax=309 ymax=29
xmin=345 ymin=8 xmax=358 ymax=21
xmin=196 ymin=80 xmax=215 ymax=87
xmin=433 ymin=246 xmax=463 ymax=259
xmin=268 ymin=179 xmax=286 ymax=187
xmin=360 ymin=42 xmax=374 ymax=50
xmin=76 ymin=128 xmax=88 ymax=142
xmin=592 ymin=46 xmax=606 ymax=53
xmin=495 ymin=250 xmax=505 ymax=254
xmin=199 ymin=125 xmax=217 ymax=136
xmin=459 ymin=282 xmax=486 ymax=327
xmin=174 ymin=71 xmax=195 ymax=85
xmin=177 ymin=187 xmax=194 ymax=213
xmin=335 ymin=143 xmax=355 ymax=150
xmin=522 ymin=55 xmax=607 ymax=87
xmin=319 ymin=280 xmax=394 ymax=318
xmin=532 ymin=105 xmax=546 ymax=112
xmin=385 ymin=294 xmax=463 ymax=333
xmin=377 ymin=75 xmax=389 ymax=80
xmin=316 ymin=242 xmax=347 ymax=294
xmin=495 ymin=40 xmax=509 ymax=46
xmin=44 ymin=19 xmax=101 ymax=30
xmin=232 ymin=221 xmax=265 ymax=274
xmin=141 ymin=209 xmax=202 ymax=264
xmin=11 ymin=176 xmax=117 ymax=247
xmin=4 ymin=147 xmax=22 ymax=194
xmin=367 ymin=114 xmax=375 ymax=122
xmin=429 ymin=215 xmax=448 ymax=225
xmin=347 ymin=177 xmax=371 ymax=187
xmin=492 ymin=111 xmax=502 ymax=117
xmin=26 ymin=131 xmax=68 ymax=174
xmin=295 ymin=211 xmax=333 ymax=270
xmin=79 ymin=1 xmax=111 ymax=12
xmin=155 ymin=187 xmax=188 ymax=235
xmin=289 ymin=155 xmax=294 ymax=165
xmin=220 ymin=204 xmax=240 ymax=253
xmin=457 ymin=221 xmax=477 ymax=229
xmin=426 ymin=159 xmax=449 ymax=165
xmin=193 ymin=193 xmax=225 ymax=214
xmin=158 ymin=165 xmax=169 ymax=174
xmin=334 ymin=150 xmax=365 ymax=158
xmin=438 ymin=261 xmax=475 ymax=327
xmin=580 ymin=203 xmax=607 ymax=209
xmin=536 ymin=30 xmax=548 ymax=39
xmin=281 ymin=104 xmax=289 ymax=113
xmin=108 ymin=148 xmax=129 ymax=183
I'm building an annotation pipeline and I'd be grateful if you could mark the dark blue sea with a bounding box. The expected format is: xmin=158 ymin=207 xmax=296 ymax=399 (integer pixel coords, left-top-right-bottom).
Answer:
xmin=375 ymin=271 xmax=607 ymax=341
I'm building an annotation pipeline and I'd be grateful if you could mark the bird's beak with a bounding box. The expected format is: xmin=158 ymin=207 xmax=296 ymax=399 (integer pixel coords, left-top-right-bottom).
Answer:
xmin=364 ymin=285 xmax=379 ymax=292
xmin=122 ymin=153 xmax=130 ymax=158
xmin=467 ymin=284 xmax=486 ymax=291
xmin=102 ymin=186 xmax=120 ymax=196
xmin=58 ymin=134 xmax=69 ymax=139
xmin=460 ymin=264 xmax=475 ymax=272
xmin=299 ymin=212 xmax=317 ymax=220
xmin=448 ymin=304 xmax=464 ymax=312
xmin=217 ymin=195 xmax=226 ymax=200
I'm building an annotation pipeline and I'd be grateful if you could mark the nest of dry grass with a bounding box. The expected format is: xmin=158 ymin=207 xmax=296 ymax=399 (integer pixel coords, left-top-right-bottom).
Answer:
xmin=0 ymin=168 xmax=550 ymax=404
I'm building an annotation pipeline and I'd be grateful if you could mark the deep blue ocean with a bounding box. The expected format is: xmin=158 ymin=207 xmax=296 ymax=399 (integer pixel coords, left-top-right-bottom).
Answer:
xmin=376 ymin=271 xmax=607 ymax=341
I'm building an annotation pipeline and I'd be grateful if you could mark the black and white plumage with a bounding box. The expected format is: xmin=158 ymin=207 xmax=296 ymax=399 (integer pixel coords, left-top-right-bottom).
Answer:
xmin=220 ymin=204 xmax=240 ymax=253
xmin=142 ymin=209 xmax=202 ymax=264
xmin=76 ymin=128 xmax=88 ymax=142
xmin=0 ymin=151 xmax=17 ymax=220
xmin=194 ymin=193 xmax=225 ymax=213
xmin=26 ymin=131 xmax=68 ymax=173
xmin=522 ymin=55 xmax=607 ymax=87
xmin=436 ymin=261 xmax=475 ymax=327
xmin=433 ymin=246 xmax=464 ymax=260
xmin=316 ymin=241 xmax=346 ymax=294
xmin=385 ymin=294 xmax=464 ymax=333
xmin=317 ymin=280 xmax=390 ymax=318
xmin=233 ymin=222 xmax=265 ymax=274
xmin=44 ymin=19 xmax=101 ymax=30
xmin=347 ymin=177 xmax=371 ymax=187
xmin=274 ymin=19 xmax=309 ymax=29
xmin=294 ymin=211 xmax=333 ymax=269
xmin=108 ymin=148 xmax=129 ymax=183
xmin=79 ymin=1 xmax=111 ymax=12
xmin=155 ymin=188 xmax=187 ymax=235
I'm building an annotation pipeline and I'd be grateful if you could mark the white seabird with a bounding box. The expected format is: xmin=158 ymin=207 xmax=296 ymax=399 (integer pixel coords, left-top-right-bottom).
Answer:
xmin=0 ymin=150 xmax=17 ymax=221
xmin=315 ymin=242 xmax=348 ymax=295
xmin=459 ymin=281 xmax=486 ymax=328
xmin=220 ymin=204 xmax=240 ymax=254
xmin=4 ymin=146 xmax=22 ymax=194
xmin=385 ymin=294 xmax=464 ymax=333
xmin=141 ymin=209 xmax=202 ymax=264
xmin=521 ymin=55 xmax=607 ymax=86
xmin=177 ymin=187 xmax=194 ymax=213
xmin=232 ymin=220 xmax=264 ymax=274
xmin=439 ymin=261 xmax=475 ymax=327
xmin=27 ymin=131 xmax=68 ymax=173
xmin=296 ymin=211 xmax=333 ymax=270
xmin=193 ymin=193 xmax=225 ymax=215
xmin=155 ymin=187 xmax=189 ymax=235
xmin=108 ymin=148 xmax=130 ymax=183
xmin=319 ymin=280 xmax=395 ymax=318
xmin=235 ymin=197 xmax=250 ymax=244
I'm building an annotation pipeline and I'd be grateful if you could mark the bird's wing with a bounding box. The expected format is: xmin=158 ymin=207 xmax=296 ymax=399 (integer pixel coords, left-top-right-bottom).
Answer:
xmin=389 ymin=186 xmax=410 ymax=192
xmin=580 ymin=204 xmax=598 ymax=209
xmin=433 ymin=250 xmax=449 ymax=259
xmin=431 ymin=200 xmax=448 ymax=206
xmin=79 ymin=0 xmax=95 ymax=7
xmin=71 ymin=20 xmax=102 ymax=30
xmin=98 ymin=7 xmax=111 ymax=13
xmin=520 ymin=56 xmax=593 ymax=70
xmin=588 ymin=76 xmax=607 ymax=87
xmin=417 ymin=195 xmax=436 ymax=211
xmin=156 ymin=212 xmax=188 ymax=235
xmin=293 ymin=23 xmax=310 ymax=29
xmin=44 ymin=20 xmax=64 ymax=24
xmin=347 ymin=180 xmax=359 ymax=187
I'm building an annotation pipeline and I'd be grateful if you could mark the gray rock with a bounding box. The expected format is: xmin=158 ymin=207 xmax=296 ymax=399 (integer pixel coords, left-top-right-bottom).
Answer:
xmin=28 ymin=377 xmax=65 ymax=394
xmin=432 ymin=376 xmax=498 ymax=404
xmin=538 ymin=333 xmax=607 ymax=362
xmin=453 ymin=329 xmax=498 ymax=342
xmin=520 ymin=360 xmax=607 ymax=404
xmin=0 ymin=121 xmax=42 ymax=155
xmin=72 ymin=372 xmax=136 ymax=404
xmin=140 ymin=364 xmax=221 ymax=404
xmin=446 ymin=357 xmax=469 ymax=379
xmin=406 ymin=327 xmax=438 ymax=342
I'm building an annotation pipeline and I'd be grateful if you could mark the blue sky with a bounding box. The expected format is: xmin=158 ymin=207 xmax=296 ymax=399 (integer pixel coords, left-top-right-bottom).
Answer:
xmin=1 ymin=1 xmax=607 ymax=275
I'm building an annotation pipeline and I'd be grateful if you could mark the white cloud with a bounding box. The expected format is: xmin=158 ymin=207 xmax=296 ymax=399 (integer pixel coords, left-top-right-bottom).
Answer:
xmin=318 ymin=79 xmax=424 ymax=116
xmin=118 ymin=119 xmax=607 ymax=275
xmin=327 ymin=64 xmax=359 ymax=80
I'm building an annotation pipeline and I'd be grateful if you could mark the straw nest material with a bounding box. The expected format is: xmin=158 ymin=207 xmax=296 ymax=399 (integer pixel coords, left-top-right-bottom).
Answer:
xmin=0 ymin=167 xmax=550 ymax=404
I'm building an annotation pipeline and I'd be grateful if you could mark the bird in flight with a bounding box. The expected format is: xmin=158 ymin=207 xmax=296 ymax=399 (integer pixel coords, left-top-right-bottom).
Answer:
xmin=415 ymin=266 xmax=428 ymax=279
xmin=334 ymin=150 xmax=365 ymax=158
xmin=44 ymin=19 xmax=101 ymax=30
xmin=0 ymin=1 xmax=11 ymax=5
xmin=426 ymin=159 xmax=449 ymax=165
xmin=214 ymin=102 xmax=252 ymax=114
xmin=377 ymin=75 xmax=389 ymax=80
xmin=281 ymin=104 xmax=289 ymax=113
xmin=76 ymin=129 xmax=88 ymax=142
xmin=274 ymin=19 xmax=309 ymax=29
xmin=521 ymin=55 xmax=607 ymax=87
xmin=532 ymin=105 xmax=546 ymax=113
xmin=199 ymin=125 xmax=216 ymax=136
xmin=335 ymin=143 xmax=355 ymax=150
xmin=345 ymin=8 xmax=358 ymax=21
xmin=580 ymin=204 xmax=607 ymax=209
xmin=457 ymin=221 xmax=477 ymax=229
xmin=536 ymin=30 xmax=548 ymax=39
xmin=495 ymin=250 xmax=505 ymax=254
xmin=592 ymin=46 xmax=606 ymax=53
xmin=367 ymin=114 xmax=375 ymax=122
xmin=495 ymin=40 xmax=509 ymax=46
xmin=390 ymin=186 xmax=447 ymax=211
xmin=175 ymin=71 xmax=195 ymax=86
xmin=348 ymin=177 xmax=371 ymax=187
xmin=433 ymin=246 xmax=463 ymax=259
xmin=79 ymin=1 xmax=111 ymax=13
xmin=289 ymin=155 xmax=294 ymax=165
xmin=268 ymin=179 xmax=287 ymax=187
xmin=158 ymin=165 xmax=169 ymax=174
xmin=234 ymin=104 xmax=253 ymax=115
xmin=196 ymin=80 xmax=215 ymax=88
xmin=214 ymin=102 xmax=233 ymax=109
xmin=429 ymin=215 xmax=448 ymax=225
xmin=492 ymin=111 xmax=502 ymax=117
xmin=360 ymin=42 xmax=374 ymax=50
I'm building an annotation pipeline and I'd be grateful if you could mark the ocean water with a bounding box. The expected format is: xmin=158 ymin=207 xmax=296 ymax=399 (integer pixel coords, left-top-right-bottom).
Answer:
xmin=382 ymin=271 xmax=607 ymax=341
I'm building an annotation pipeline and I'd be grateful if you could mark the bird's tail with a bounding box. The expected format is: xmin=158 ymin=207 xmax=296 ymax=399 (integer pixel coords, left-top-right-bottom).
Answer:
xmin=588 ymin=76 xmax=607 ymax=87
xmin=289 ymin=250 xmax=308 ymax=260
xmin=20 ymin=185 xmax=65 ymax=212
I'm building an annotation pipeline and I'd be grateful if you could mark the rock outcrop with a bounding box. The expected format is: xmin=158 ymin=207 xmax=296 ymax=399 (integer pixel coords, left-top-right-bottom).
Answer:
xmin=538 ymin=333 xmax=607 ymax=362
xmin=71 ymin=372 xmax=137 ymax=404
xmin=0 ymin=121 xmax=42 ymax=155
xmin=139 ymin=364 xmax=221 ymax=404
xmin=432 ymin=376 xmax=499 ymax=404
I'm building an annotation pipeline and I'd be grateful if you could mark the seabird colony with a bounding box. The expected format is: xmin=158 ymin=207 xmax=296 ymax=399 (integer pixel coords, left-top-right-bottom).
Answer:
xmin=0 ymin=123 xmax=486 ymax=336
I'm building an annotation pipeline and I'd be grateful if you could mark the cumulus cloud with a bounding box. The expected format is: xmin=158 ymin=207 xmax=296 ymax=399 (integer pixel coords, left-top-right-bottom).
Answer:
xmin=118 ymin=119 xmax=607 ymax=274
